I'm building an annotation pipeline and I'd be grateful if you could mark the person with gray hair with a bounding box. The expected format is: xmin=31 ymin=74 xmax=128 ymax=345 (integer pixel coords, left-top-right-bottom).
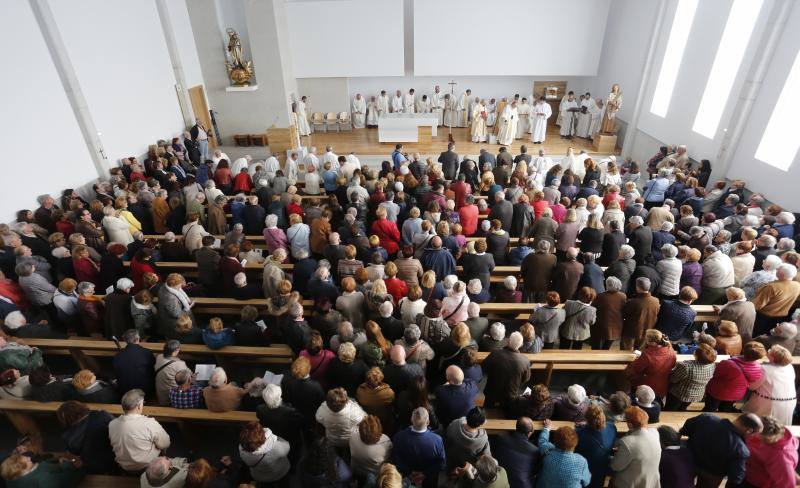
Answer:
xmin=750 ymin=263 xmax=800 ymax=336
xmin=255 ymin=383 xmax=304 ymax=462
xmin=16 ymin=261 xmax=56 ymax=307
xmin=621 ymin=277 xmax=661 ymax=350
xmin=202 ymin=367 xmax=251 ymax=412
xmin=395 ymin=324 xmax=435 ymax=371
xmin=330 ymin=321 xmax=367 ymax=352
xmin=656 ymin=244 xmax=682 ymax=299
xmin=109 ymin=389 xmax=171 ymax=472
xmin=741 ymin=254 xmax=782 ymax=299
xmin=592 ymin=276 xmax=627 ymax=350
xmin=113 ymin=328 xmax=155 ymax=398
xmin=627 ymin=215 xmax=653 ymax=265
xmin=141 ymin=456 xmax=189 ymax=488
xmin=605 ymin=244 xmax=636 ymax=293
xmin=482 ymin=329 xmax=531 ymax=411
xmin=392 ymin=406 xmax=446 ymax=484
xmin=480 ymin=322 xmax=507 ymax=352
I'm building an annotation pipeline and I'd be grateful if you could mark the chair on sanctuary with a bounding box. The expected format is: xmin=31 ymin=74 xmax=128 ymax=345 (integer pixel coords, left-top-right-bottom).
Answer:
xmin=338 ymin=111 xmax=351 ymax=131
xmin=312 ymin=112 xmax=326 ymax=132
xmin=325 ymin=112 xmax=339 ymax=132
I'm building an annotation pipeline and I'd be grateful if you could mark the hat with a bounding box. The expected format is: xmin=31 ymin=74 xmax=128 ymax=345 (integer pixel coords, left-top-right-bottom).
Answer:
xmin=567 ymin=384 xmax=586 ymax=405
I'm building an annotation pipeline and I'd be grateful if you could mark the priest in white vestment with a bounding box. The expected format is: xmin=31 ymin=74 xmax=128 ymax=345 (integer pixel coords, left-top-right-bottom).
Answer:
xmin=304 ymin=148 xmax=320 ymax=178
xmin=377 ymin=91 xmax=389 ymax=117
xmin=559 ymin=94 xmax=580 ymax=137
xmin=391 ymin=90 xmax=404 ymax=113
xmin=342 ymin=153 xmax=362 ymax=181
xmin=575 ymin=94 xmax=593 ymax=138
xmin=471 ymin=100 xmax=487 ymax=143
xmin=231 ymin=155 xmax=251 ymax=176
xmin=366 ymin=96 xmax=379 ymax=127
xmin=468 ymin=96 xmax=478 ymax=124
xmin=431 ymin=85 xmax=444 ymax=126
xmin=296 ymin=96 xmax=311 ymax=136
xmin=529 ymin=149 xmax=554 ymax=188
xmin=456 ymin=90 xmax=471 ymax=127
xmin=588 ymin=98 xmax=604 ymax=138
xmin=403 ymin=89 xmax=416 ymax=113
xmin=263 ymin=155 xmax=280 ymax=183
xmin=416 ymin=95 xmax=431 ymax=113
xmin=486 ymin=99 xmax=497 ymax=127
xmin=556 ymin=91 xmax=573 ymax=127
xmin=443 ymin=94 xmax=456 ymax=127
xmin=516 ymin=98 xmax=531 ymax=138
xmin=285 ymin=152 xmax=300 ymax=185
xmin=531 ymin=97 xmax=552 ymax=144
xmin=352 ymin=94 xmax=367 ymax=129
xmin=321 ymin=146 xmax=339 ymax=173
xmin=497 ymin=101 xmax=519 ymax=146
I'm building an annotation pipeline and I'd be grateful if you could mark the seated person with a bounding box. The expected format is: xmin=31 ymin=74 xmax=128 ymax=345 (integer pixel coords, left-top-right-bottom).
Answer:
xmin=632 ymin=385 xmax=661 ymax=423
xmin=70 ymin=369 xmax=119 ymax=404
xmin=202 ymin=317 xmax=235 ymax=350
xmin=552 ymin=384 xmax=589 ymax=422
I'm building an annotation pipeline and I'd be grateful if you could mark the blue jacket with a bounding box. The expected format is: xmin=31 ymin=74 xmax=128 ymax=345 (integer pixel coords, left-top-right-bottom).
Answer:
xmin=420 ymin=248 xmax=457 ymax=281
xmin=202 ymin=328 xmax=235 ymax=349
xmin=651 ymin=231 xmax=676 ymax=261
xmin=508 ymin=246 xmax=533 ymax=266
xmin=492 ymin=432 xmax=539 ymax=488
xmin=113 ymin=343 xmax=155 ymax=395
xmin=680 ymin=414 xmax=749 ymax=485
xmin=392 ymin=428 xmax=446 ymax=479
xmin=434 ymin=381 xmax=479 ymax=428
xmin=576 ymin=423 xmax=617 ymax=488
xmin=655 ymin=300 xmax=696 ymax=341
xmin=536 ymin=428 xmax=591 ymax=487
xmin=643 ymin=177 xmax=670 ymax=203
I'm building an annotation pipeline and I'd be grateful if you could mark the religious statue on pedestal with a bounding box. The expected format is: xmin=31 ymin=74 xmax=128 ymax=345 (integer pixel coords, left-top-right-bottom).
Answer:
xmin=600 ymin=84 xmax=623 ymax=134
xmin=225 ymin=28 xmax=254 ymax=86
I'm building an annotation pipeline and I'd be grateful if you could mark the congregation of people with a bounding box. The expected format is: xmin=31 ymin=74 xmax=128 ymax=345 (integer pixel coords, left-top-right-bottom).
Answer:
xmin=1 ymin=130 xmax=800 ymax=488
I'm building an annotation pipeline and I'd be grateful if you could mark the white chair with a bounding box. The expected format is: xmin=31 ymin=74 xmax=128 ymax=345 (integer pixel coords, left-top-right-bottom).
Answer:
xmin=311 ymin=112 xmax=326 ymax=132
xmin=338 ymin=112 xmax=351 ymax=131
xmin=325 ymin=112 xmax=339 ymax=132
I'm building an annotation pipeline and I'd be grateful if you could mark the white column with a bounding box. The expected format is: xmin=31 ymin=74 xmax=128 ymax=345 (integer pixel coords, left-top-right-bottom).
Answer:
xmin=154 ymin=0 xmax=194 ymax=127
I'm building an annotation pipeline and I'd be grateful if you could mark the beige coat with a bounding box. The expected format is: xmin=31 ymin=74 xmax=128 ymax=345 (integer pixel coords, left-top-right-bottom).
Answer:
xmin=610 ymin=428 xmax=661 ymax=488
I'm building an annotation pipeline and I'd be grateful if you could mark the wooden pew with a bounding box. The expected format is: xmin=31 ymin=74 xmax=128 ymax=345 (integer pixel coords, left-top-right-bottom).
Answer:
xmin=81 ymin=475 xmax=139 ymax=488
xmin=22 ymin=338 xmax=295 ymax=369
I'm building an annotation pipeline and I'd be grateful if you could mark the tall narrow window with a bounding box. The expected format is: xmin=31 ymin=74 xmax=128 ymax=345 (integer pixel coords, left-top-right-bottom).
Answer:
xmin=650 ymin=0 xmax=699 ymax=117
xmin=755 ymin=49 xmax=800 ymax=171
xmin=692 ymin=0 xmax=763 ymax=138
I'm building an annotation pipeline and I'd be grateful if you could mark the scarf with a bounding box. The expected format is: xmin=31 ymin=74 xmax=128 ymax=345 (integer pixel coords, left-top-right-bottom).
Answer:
xmin=165 ymin=285 xmax=192 ymax=311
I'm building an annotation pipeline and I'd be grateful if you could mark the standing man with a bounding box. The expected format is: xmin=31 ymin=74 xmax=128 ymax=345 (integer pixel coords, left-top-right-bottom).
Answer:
xmin=392 ymin=144 xmax=407 ymax=170
xmin=457 ymin=89 xmax=471 ymax=127
xmin=516 ymin=97 xmax=531 ymax=139
xmin=392 ymin=89 xmax=404 ymax=113
xmin=296 ymin=96 xmax=311 ymax=136
xmin=366 ymin=96 xmax=379 ymax=126
xmin=352 ymin=93 xmax=366 ymax=129
xmin=531 ymin=96 xmax=552 ymax=144
xmin=431 ymin=85 xmax=444 ymax=126
xmin=438 ymin=143 xmax=459 ymax=181
xmin=497 ymin=101 xmax=519 ymax=146
xmin=471 ymin=99 xmax=487 ymax=143
xmin=377 ymin=90 xmax=390 ymax=117
xmin=404 ymin=89 xmax=416 ymax=114
xmin=190 ymin=118 xmax=212 ymax=162
xmin=559 ymin=92 xmax=579 ymax=138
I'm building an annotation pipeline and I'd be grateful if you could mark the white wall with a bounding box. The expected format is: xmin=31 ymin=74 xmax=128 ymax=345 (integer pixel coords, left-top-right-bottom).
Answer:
xmin=286 ymin=0 xmax=404 ymax=78
xmin=48 ymin=0 xmax=185 ymax=161
xmin=0 ymin=0 xmax=97 ymax=221
xmin=166 ymin=0 xmax=204 ymax=89
xmin=298 ymin=78 xmax=351 ymax=115
xmin=414 ymin=0 xmax=610 ymax=77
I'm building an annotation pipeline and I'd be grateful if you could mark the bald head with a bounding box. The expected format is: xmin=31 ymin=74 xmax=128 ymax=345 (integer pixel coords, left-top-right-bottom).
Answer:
xmin=390 ymin=344 xmax=406 ymax=365
xmin=446 ymin=365 xmax=464 ymax=385
xmin=431 ymin=236 xmax=443 ymax=249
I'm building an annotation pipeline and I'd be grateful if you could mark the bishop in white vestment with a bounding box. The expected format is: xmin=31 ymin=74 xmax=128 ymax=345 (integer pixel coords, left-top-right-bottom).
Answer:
xmin=391 ymin=90 xmax=404 ymax=113
xmin=456 ymin=90 xmax=471 ymax=127
xmin=352 ymin=94 xmax=366 ymax=129
xmin=417 ymin=95 xmax=431 ymax=113
xmin=531 ymin=98 xmax=552 ymax=144
xmin=516 ymin=98 xmax=531 ymax=138
xmin=377 ymin=91 xmax=389 ymax=117
xmin=497 ymin=101 xmax=519 ymax=146
xmin=366 ymin=96 xmax=379 ymax=126
xmin=471 ymin=100 xmax=487 ymax=143
xmin=431 ymin=86 xmax=444 ymax=125
xmin=403 ymin=89 xmax=416 ymax=113
xmin=296 ymin=96 xmax=311 ymax=136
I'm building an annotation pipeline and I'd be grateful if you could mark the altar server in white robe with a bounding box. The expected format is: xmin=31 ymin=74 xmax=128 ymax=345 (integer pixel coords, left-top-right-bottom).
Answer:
xmin=344 ymin=153 xmax=362 ymax=181
xmin=322 ymin=146 xmax=339 ymax=173
xmin=377 ymin=91 xmax=389 ymax=117
xmin=285 ymin=152 xmax=300 ymax=185
xmin=531 ymin=97 xmax=552 ymax=144
xmin=296 ymin=96 xmax=311 ymax=136
xmin=366 ymin=96 xmax=379 ymax=127
xmin=231 ymin=155 xmax=251 ymax=176
xmin=556 ymin=91 xmax=573 ymax=127
xmin=486 ymin=98 xmax=497 ymax=127
xmin=497 ymin=101 xmax=519 ymax=146
xmin=575 ymin=93 xmax=594 ymax=138
xmin=456 ymin=89 xmax=471 ymax=127
xmin=443 ymin=94 xmax=457 ymax=127
xmin=352 ymin=94 xmax=367 ymax=129
xmin=588 ymin=98 xmax=604 ymax=138
xmin=304 ymin=147 xmax=319 ymax=178
xmin=404 ymin=89 xmax=416 ymax=113
xmin=264 ymin=155 xmax=280 ymax=183
xmin=563 ymin=147 xmax=584 ymax=181
xmin=529 ymin=149 xmax=554 ymax=188
xmin=516 ymin=98 xmax=531 ymax=138
xmin=559 ymin=93 xmax=580 ymax=137
xmin=416 ymin=95 xmax=431 ymax=113
xmin=471 ymin=99 xmax=488 ymax=143
xmin=391 ymin=90 xmax=404 ymax=113
xmin=431 ymin=85 xmax=444 ymax=126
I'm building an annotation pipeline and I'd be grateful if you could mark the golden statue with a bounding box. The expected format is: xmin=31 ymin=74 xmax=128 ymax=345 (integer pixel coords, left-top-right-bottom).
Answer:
xmin=600 ymin=84 xmax=623 ymax=134
xmin=225 ymin=28 xmax=254 ymax=86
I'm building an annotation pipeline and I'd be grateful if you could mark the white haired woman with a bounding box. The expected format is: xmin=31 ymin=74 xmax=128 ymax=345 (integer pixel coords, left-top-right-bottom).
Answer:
xmin=743 ymin=345 xmax=797 ymax=425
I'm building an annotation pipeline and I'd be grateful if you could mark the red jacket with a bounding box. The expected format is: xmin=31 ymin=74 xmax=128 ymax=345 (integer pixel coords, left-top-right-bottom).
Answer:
xmin=130 ymin=258 xmax=157 ymax=292
xmin=55 ymin=220 xmax=75 ymax=239
xmin=372 ymin=218 xmax=401 ymax=255
xmin=745 ymin=428 xmax=799 ymax=488
xmin=458 ymin=205 xmax=479 ymax=236
xmin=286 ymin=203 xmax=304 ymax=219
xmin=73 ymin=257 xmax=99 ymax=285
xmin=705 ymin=357 xmax=763 ymax=402
xmin=532 ymin=200 xmax=550 ymax=220
xmin=214 ymin=168 xmax=232 ymax=186
xmin=232 ymin=172 xmax=253 ymax=193
xmin=219 ymin=256 xmax=244 ymax=292
xmin=624 ymin=344 xmax=676 ymax=397
xmin=452 ymin=181 xmax=471 ymax=209
xmin=385 ymin=277 xmax=408 ymax=304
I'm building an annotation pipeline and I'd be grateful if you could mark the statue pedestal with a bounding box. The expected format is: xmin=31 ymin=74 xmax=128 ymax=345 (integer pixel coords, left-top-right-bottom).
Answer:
xmin=593 ymin=133 xmax=618 ymax=153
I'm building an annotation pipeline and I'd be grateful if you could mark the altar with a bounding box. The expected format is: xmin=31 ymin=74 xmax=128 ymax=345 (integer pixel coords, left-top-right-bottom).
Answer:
xmin=378 ymin=113 xmax=438 ymax=143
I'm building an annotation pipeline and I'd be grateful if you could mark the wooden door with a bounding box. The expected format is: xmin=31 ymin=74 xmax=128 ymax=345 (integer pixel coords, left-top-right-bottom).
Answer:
xmin=188 ymin=85 xmax=216 ymax=148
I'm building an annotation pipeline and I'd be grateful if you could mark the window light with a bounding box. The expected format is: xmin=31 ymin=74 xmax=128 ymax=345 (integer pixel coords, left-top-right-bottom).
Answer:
xmin=755 ymin=48 xmax=800 ymax=171
xmin=650 ymin=0 xmax=699 ymax=117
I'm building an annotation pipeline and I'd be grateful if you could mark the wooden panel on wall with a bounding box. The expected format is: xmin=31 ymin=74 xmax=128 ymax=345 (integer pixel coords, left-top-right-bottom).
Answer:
xmin=533 ymin=81 xmax=568 ymax=129
xmin=266 ymin=125 xmax=297 ymax=161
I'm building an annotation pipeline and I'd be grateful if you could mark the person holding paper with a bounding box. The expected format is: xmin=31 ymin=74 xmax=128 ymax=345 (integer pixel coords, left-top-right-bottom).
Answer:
xmin=559 ymin=93 xmax=580 ymax=138
xmin=203 ymin=367 xmax=253 ymax=412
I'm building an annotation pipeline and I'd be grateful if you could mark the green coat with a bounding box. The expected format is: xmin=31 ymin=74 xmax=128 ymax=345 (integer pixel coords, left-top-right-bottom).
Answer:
xmin=0 ymin=344 xmax=44 ymax=375
xmin=7 ymin=460 xmax=84 ymax=488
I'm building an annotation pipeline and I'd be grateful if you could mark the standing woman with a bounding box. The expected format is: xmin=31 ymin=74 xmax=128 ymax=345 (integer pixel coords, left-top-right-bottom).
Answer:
xmin=286 ymin=213 xmax=311 ymax=261
xmin=743 ymin=344 xmax=797 ymax=425
xmin=357 ymin=321 xmax=391 ymax=368
xmin=666 ymin=343 xmax=717 ymax=411
xmin=609 ymin=406 xmax=662 ymax=487
xmin=624 ymin=329 xmax=676 ymax=403
xmin=371 ymin=206 xmax=400 ymax=257
xmin=101 ymin=206 xmax=133 ymax=246
xmin=560 ymin=287 xmax=597 ymax=350
xmin=214 ymin=159 xmax=233 ymax=194
xmin=576 ymin=405 xmax=617 ymax=488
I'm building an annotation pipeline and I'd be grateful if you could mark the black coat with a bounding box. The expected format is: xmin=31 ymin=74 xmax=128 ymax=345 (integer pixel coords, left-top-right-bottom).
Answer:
xmin=628 ymin=226 xmax=653 ymax=265
xmin=257 ymin=404 xmax=304 ymax=452
xmin=598 ymin=231 xmax=626 ymax=266
xmin=31 ymin=378 xmax=73 ymax=402
xmin=292 ymin=258 xmax=318 ymax=297
xmin=103 ymin=291 xmax=132 ymax=340
xmin=510 ymin=203 xmax=533 ymax=238
xmin=243 ymin=204 xmax=266 ymax=235
xmin=461 ymin=253 xmax=495 ymax=291
xmin=98 ymin=254 xmax=125 ymax=292
xmin=326 ymin=358 xmax=369 ymax=397
xmin=62 ymin=410 xmax=116 ymax=474
xmin=488 ymin=200 xmax=514 ymax=232
xmin=578 ymin=228 xmax=604 ymax=254
xmin=280 ymin=376 xmax=326 ymax=428
xmin=438 ymin=150 xmax=460 ymax=180
xmin=486 ymin=233 xmax=510 ymax=266
xmin=233 ymin=320 xmax=269 ymax=346
xmin=113 ymin=343 xmax=155 ymax=396
xmin=579 ymin=262 xmax=606 ymax=293
xmin=491 ymin=432 xmax=540 ymax=488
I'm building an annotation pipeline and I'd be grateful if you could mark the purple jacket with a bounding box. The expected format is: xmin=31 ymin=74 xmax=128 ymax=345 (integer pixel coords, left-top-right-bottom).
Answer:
xmin=681 ymin=261 xmax=703 ymax=295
